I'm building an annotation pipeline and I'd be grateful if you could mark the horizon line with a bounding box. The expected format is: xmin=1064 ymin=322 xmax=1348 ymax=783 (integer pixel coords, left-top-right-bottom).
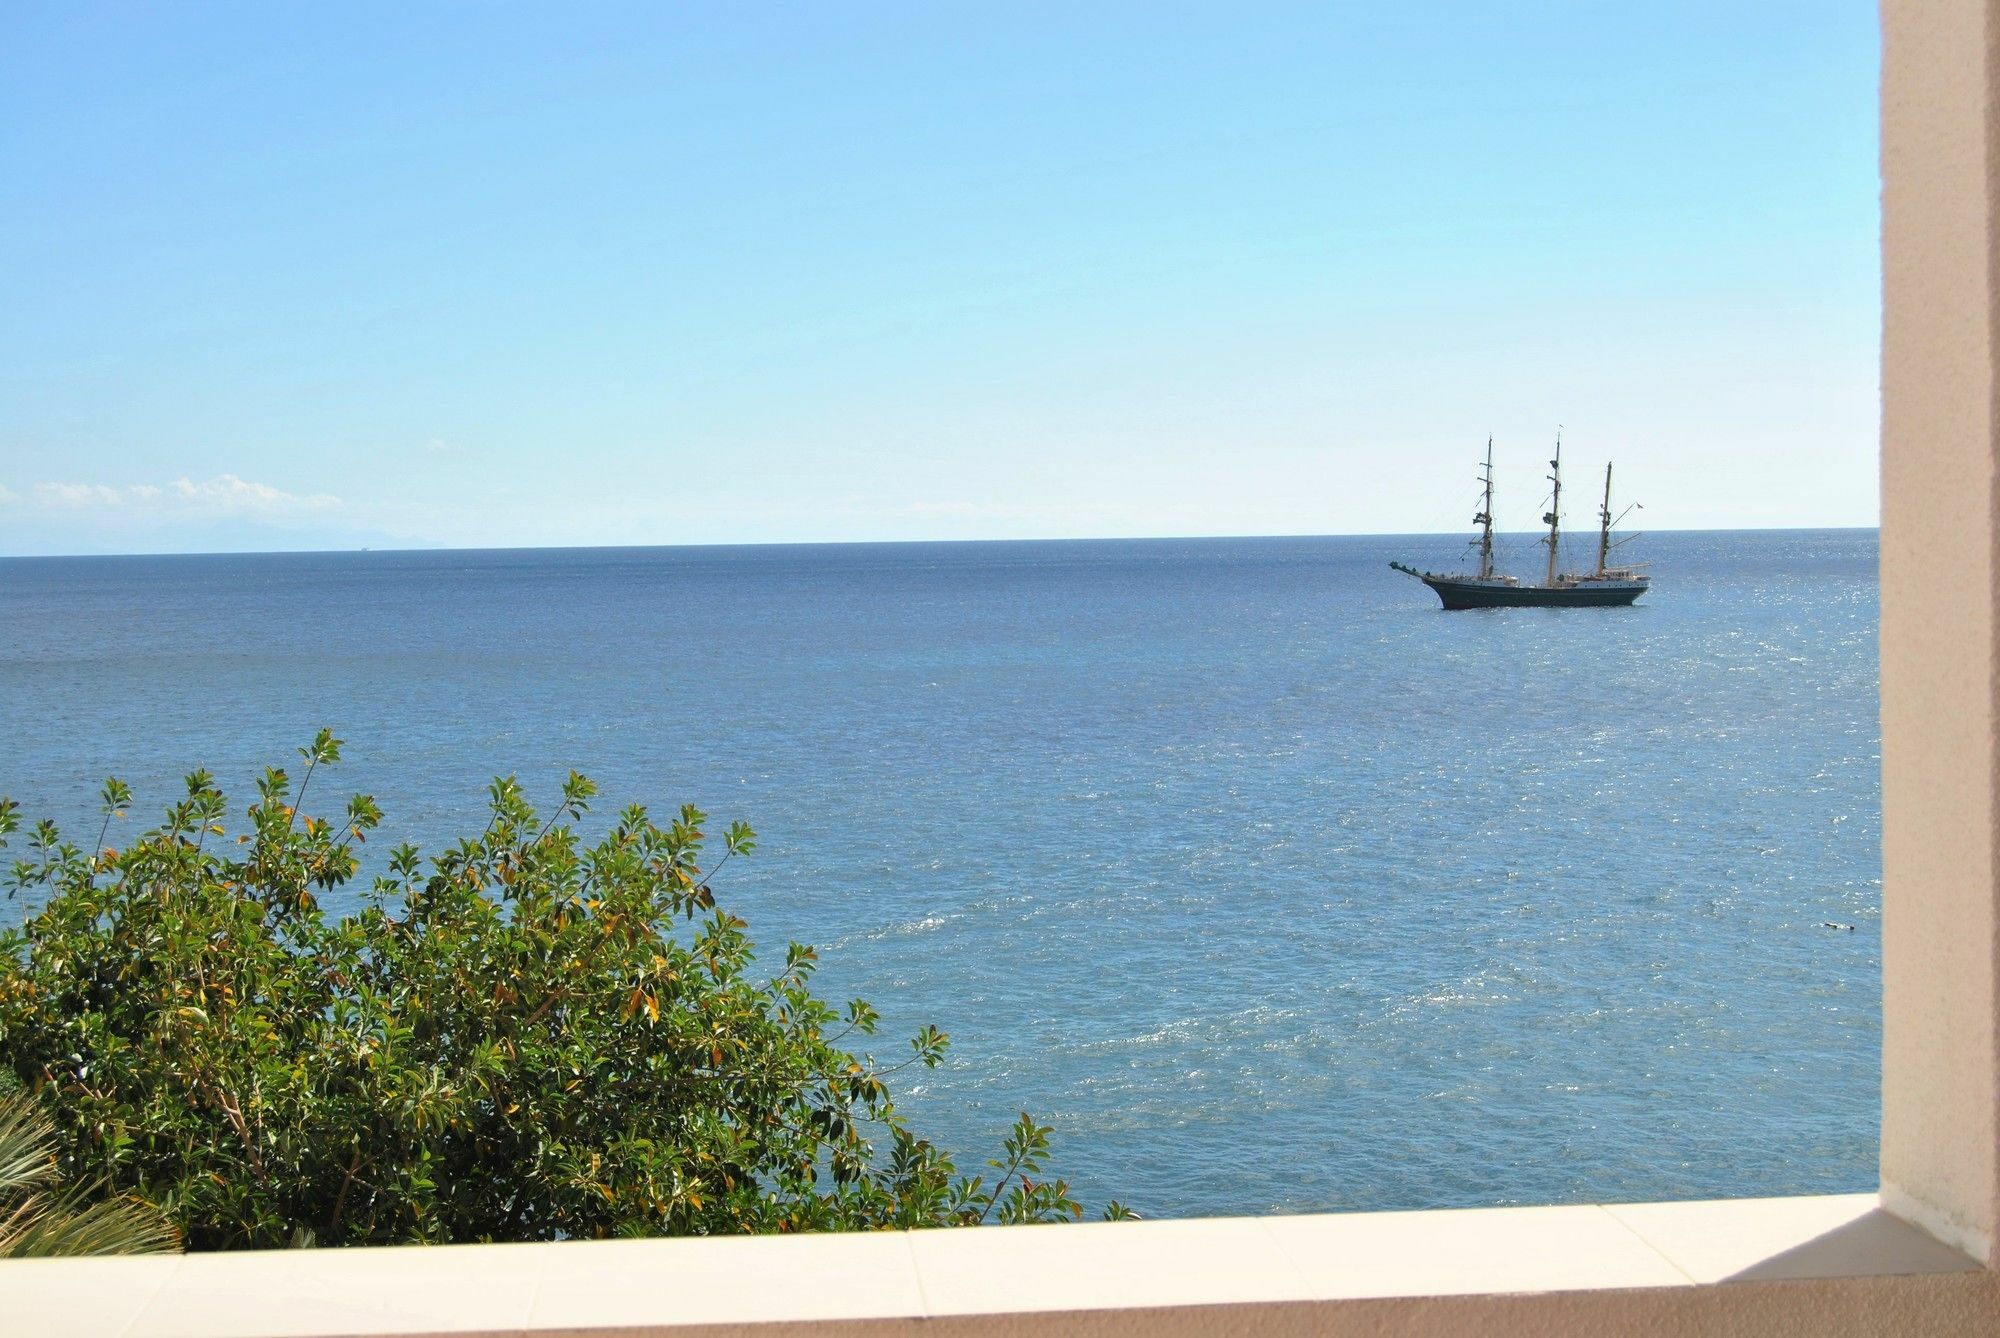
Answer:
xmin=0 ymin=523 xmax=1885 ymax=562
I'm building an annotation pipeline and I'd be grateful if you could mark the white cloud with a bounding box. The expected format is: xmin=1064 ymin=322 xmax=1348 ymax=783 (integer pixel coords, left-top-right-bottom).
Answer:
xmin=35 ymin=482 xmax=126 ymax=507
xmin=31 ymin=474 xmax=339 ymax=516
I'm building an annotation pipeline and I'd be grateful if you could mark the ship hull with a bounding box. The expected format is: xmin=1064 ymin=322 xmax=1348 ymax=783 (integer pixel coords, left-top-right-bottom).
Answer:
xmin=1416 ymin=575 xmax=1646 ymax=609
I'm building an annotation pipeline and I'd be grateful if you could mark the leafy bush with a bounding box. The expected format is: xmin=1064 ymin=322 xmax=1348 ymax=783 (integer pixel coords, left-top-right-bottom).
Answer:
xmin=0 ymin=734 xmax=1117 ymax=1249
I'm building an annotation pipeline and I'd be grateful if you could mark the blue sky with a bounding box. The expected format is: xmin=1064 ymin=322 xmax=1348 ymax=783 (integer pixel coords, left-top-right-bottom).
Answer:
xmin=2 ymin=3 xmax=1879 ymax=555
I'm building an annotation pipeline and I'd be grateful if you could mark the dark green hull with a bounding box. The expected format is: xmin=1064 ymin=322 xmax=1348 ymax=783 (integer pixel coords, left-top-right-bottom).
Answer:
xmin=1390 ymin=563 xmax=1646 ymax=610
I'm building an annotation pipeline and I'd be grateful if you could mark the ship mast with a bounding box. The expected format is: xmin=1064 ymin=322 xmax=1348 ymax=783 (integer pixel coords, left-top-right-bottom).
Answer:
xmin=1542 ymin=432 xmax=1563 ymax=587
xmin=1474 ymin=435 xmax=1497 ymax=579
xmin=1595 ymin=462 xmax=1614 ymax=577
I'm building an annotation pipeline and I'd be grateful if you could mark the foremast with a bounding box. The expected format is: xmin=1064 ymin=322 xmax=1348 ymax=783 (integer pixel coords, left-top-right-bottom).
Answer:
xmin=1475 ymin=435 xmax=1497 ymax=579
xmin=1541 ymin=432 xmax=1563 ymax=587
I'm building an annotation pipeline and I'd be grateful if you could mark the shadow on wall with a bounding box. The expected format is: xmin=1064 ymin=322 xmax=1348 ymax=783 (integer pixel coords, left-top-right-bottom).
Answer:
xmin=1725 ymin=1211 xmax=1980 ymax=1283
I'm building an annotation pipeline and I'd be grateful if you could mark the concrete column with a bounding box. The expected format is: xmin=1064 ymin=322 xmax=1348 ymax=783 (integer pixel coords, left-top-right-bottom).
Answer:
xmin=1880 ymin=0 xmax=2000 ymax=1266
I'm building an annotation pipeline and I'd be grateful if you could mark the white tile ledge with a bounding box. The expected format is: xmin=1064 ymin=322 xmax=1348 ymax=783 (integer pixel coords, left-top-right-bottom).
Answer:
xmin=0 ymin=1193 xmax=1978 ymax=1338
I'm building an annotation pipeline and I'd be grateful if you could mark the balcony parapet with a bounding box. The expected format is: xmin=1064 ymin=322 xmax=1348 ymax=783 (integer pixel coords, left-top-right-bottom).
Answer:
xmin=0 ymin=1192 xmax=1985 ymax=1337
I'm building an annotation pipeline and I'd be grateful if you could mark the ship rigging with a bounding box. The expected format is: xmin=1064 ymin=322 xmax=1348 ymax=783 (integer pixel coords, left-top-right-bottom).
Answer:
xmin=1390 ymin=435 xmax=1650 ymax=609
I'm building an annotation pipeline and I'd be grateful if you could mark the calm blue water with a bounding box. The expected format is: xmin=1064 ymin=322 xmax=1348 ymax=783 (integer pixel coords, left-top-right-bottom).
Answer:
xmin=0 ymin=531 xmax=1881 ymax=1217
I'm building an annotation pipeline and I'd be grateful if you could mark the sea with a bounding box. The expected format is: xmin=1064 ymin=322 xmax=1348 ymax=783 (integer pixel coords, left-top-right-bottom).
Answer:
xmin=0 ymin=530 xmax=1881 ymax=1218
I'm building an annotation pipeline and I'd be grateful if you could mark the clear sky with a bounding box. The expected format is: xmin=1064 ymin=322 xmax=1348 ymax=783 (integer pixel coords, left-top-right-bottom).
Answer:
xmin=2 ymin=3 xmax=1879 ymax=555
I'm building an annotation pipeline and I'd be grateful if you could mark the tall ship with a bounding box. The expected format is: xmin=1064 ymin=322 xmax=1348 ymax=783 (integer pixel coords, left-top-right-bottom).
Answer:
xmin=1390 ymin=436 xmax=1649 ymax=609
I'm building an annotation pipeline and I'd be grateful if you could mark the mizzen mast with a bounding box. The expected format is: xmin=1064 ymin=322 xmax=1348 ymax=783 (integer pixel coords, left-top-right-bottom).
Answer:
xmin=1541 ymin=432 xmax=1563 ymax=587
xmin=1475 ymin=435 xmax=1497 ymax=579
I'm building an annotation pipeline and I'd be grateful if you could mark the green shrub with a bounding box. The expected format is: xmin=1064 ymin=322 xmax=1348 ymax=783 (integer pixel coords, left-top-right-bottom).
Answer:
xmin=0 ymin=733 xmax=1116 ymax=1249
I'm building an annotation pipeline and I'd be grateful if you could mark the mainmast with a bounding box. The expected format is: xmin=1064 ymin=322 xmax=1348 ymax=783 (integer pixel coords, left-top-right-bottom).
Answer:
xmin=1595 ymin=462 xmax=1614 ymax=577
xmin=1542 ymin=432 xmax=1563 ymax=587
xmin=1474 ymin=435 xmax=1496 ymax=579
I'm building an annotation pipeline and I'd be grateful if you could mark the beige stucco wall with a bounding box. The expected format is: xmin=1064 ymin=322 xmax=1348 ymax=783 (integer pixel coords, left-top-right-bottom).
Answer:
xmin=618 ymin=1275 xmax=1990 ymax=1338
xmin=1880 ymin=0 xmax=2000 ymax=1266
